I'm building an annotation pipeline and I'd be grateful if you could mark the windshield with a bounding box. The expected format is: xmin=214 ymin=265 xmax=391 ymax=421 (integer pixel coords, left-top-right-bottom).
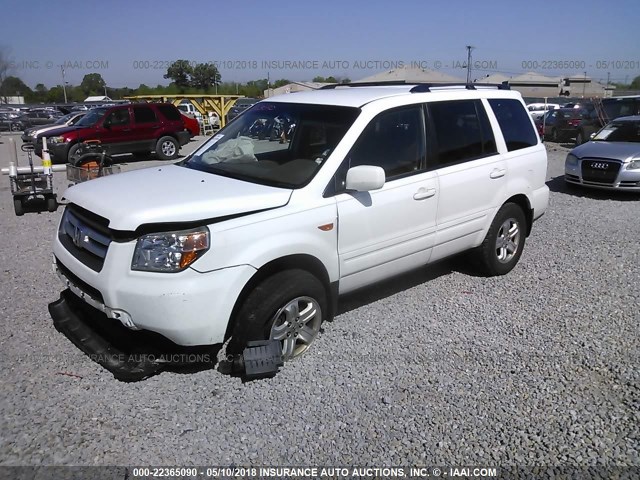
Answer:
xmin=55 ymin=113 xmax=75 ymax=124
xmin=593 ymin=120 xmax=640 ymax=142
xmin=75 ymin=108 xmax=107 ymax=127
xmin=183 ymin=102 xmax=360 ymax=188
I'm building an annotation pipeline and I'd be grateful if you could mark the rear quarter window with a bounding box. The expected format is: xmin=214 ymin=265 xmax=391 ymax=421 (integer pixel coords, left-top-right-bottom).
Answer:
xmin=156 ymin=104 xmax=182 ymax=121
xmin=488 ymin=99 xmax=538 ymax=151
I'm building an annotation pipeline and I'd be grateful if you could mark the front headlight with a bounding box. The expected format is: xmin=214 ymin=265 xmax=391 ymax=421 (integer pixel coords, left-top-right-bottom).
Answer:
xmin=131 ymin=227 xmax=210 ymax=272
xmin=29 ymin=130 xmax=37 ymax=137
xmin=49 ymin=136 xmax=68 ymax=144
xmin=627 ymin=159 xmax=640 ymax=170
xmin=566 ymin=154 xmax=579 ymax=166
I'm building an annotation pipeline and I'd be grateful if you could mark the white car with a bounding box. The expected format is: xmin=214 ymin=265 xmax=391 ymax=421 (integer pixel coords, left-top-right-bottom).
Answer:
xmin=50 ymin=83 xmax=549 ymax=377
xmin=527 ymin=103 xmax=560 ymax=121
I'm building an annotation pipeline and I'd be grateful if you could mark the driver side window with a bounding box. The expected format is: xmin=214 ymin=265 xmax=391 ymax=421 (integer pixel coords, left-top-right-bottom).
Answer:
xmin=346 ymin=105 xmax=425 ymax=179
xmin=105 ymin=109 xmax=130 ymax=127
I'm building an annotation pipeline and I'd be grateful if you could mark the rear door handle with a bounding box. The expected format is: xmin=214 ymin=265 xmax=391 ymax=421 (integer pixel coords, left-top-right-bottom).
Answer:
xmin=490 ymin=168 xmax=506 ymax=179
xmin=413 ymin=188 xmax=437 ymax=200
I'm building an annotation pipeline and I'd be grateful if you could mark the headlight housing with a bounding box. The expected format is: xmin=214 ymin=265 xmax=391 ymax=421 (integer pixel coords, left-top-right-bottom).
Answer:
xmin=48 ymin=136 xmax=68 ymax=144
xmin=566 ymin=153 xmax=579 ymax=166
xmin=627 ymin=159 xmax=640 ymax=170
xmin=131 ymin=227 xmax=210 ymax=272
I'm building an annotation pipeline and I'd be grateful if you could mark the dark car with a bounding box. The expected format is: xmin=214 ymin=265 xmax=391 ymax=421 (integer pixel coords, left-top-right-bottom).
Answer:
xmin=537 ymin=108 xmax=584 ymax=142
xmin=36 ymin=103 xmax=191 ymax=163
xmin=575 ymin=96 xmax=640 ymax=145
xmin=226 ymin=98 xmax=259 ymax=123
xmin=8 ymin=110 xmax=62 ymax=132
xmin=22 ymin=112 xmax=85 ymax=143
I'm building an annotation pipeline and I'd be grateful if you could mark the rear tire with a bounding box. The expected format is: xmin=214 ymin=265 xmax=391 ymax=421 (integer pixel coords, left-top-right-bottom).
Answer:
xmin=474 ymin=203 xmax=527 ymax=276
xmin=46 ymin=195 xmax=57 ymax=212
xmin=13 ymin=198 xmax=24 ymax=216
xmin=156 ymin=136 xmax=178 ymax=160
xmin=228 ymin=269 xmax=327 ymax=361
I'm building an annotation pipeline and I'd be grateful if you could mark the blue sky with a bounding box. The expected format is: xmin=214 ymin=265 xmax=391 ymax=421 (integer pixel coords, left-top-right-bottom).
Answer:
xmin=1 ymin=0 xmax=639 ymax=88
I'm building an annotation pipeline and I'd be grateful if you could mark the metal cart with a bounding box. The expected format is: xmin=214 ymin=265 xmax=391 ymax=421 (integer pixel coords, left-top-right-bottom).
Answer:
xmin=9 ymin=143 xmax=57 ymax=216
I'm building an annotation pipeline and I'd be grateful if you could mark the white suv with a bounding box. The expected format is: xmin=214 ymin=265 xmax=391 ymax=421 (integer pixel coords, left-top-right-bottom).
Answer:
xmin=51 ymin=83 xmax=549 ymax=371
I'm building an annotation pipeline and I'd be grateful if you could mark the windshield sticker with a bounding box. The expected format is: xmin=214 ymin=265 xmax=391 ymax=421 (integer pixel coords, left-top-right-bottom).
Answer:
xmin=594 ymin=128 xmax=614 ymax=140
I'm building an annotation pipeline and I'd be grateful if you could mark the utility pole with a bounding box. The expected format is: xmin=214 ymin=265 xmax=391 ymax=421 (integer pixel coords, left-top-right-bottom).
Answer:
xmin=465 ymin=45 xmax=474 ymax=84
xmin=60 ymin=65 xmax=68 ymax=103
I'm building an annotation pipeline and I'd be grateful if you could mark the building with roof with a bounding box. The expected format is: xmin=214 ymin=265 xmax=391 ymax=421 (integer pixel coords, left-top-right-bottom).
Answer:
xmin=354 ymin=66 xmax=463 ymax=84
xmin=264 ymin=82 xmax=332 ymax=98
xmin=84 ymin=95 xmax=112 ymax=102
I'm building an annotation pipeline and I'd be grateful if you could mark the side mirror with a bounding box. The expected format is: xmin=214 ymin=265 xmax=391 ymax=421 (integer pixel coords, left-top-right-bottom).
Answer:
xmin=345 ymin=165 xmax=385 ymax=192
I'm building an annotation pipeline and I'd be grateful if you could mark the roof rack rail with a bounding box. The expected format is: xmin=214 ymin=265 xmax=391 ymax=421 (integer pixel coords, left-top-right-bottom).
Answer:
xmin=409 ymin=82 xmax=511 ymax=93
xmin=319 ymin=81 xmax=410 ymax=89
xmin=318 ymin=81 xmax=511 ymax=91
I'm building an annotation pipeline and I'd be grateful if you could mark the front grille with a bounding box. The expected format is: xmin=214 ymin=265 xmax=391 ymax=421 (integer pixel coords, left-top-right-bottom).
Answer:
xmin=58 ymin=205 xmax=112 ymax=272
xmin=581 ymin=159 xmax=621 ymax=184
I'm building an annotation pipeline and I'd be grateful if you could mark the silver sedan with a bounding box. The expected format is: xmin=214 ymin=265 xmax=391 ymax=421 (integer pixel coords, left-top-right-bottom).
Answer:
xmin=565 ymin=115 xmax=640 ymax=191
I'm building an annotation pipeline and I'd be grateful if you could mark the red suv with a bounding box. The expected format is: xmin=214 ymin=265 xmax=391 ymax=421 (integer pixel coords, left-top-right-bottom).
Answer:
xmin=37 ymin=103 xmax=191 ymax=163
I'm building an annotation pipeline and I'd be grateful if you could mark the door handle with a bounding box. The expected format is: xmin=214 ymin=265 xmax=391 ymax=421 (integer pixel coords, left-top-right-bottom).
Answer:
xmin=490 ymin=168 xmax=506 ymax=179
xmin=413 ymin=188 xmax=436 ymax=200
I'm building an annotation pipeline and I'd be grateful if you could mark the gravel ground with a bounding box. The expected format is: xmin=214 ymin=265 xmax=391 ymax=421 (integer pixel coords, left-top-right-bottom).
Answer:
xmin=0 ymin=133 xmax=638 ymax=470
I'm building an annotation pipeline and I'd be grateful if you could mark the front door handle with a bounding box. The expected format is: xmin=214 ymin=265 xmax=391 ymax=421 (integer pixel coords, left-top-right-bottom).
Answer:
xmin=490 ymin=168 xmax=506 ymax=179
xmin=413 ymin=188 xmax=437 ymax=200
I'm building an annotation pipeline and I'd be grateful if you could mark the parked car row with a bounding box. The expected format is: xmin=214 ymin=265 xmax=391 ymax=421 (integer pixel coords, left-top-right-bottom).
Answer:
xmin=0 ymin=108 xmax=64 ymax=132
xmin=528 ymin=96 xmax=640 ymax=145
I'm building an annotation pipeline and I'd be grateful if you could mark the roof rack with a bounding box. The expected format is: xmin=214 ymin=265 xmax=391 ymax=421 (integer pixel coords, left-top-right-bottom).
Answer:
xmin=319 ymin=81 xmax=510 ymax=92
xmin=319 ymin=81 xmax=410 ymax=89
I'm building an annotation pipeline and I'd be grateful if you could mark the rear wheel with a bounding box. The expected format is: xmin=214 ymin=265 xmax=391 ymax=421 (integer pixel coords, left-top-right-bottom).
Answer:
xmin=45 ymin=195 xmax=57 ymax=212
xmin=10 ymin=123 xmax=21 ymax=132
xmin=228 ymin=269 xmax=327 ymax=360
xmin=156 ymin=136 xmax=178 ymax=160
xmin=474 ymin=203 xmax=527 ymax=276
xmin=575 ymin=131 xmax=585 ymax=146
xmin=13 ymin=197 xmax=24 ymax=216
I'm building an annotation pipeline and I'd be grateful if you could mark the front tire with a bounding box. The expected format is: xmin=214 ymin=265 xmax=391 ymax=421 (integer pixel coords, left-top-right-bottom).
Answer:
xmin=156 ymin=136 xmax=178 ymax=160
xmin=228 ymin=269 xmax=327 ymax=360
xmin=474 ymin=203 xmax=527 ymax=276
xmin=67 ymin=143 xmax=82 ymax=164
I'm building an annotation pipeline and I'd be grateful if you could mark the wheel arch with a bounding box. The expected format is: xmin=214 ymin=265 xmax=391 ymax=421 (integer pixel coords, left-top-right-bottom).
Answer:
xmin=224 ymin=254 xmax=337 ymax=342
xmin=503 ymin=194 xmax=533 ymax=236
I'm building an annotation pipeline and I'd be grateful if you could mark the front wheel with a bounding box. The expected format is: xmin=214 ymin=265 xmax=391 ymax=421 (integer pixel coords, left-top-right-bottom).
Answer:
xmin=474 ymin=203 xmax=527 ymax=276
xmin=228 ymin=270 xmax=327 ymax=360
xmin=156 ymin=136 xmax=178 ymax=160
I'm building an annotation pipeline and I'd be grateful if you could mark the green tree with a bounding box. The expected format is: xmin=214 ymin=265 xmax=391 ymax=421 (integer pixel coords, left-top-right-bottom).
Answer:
xmin=631 ymin=75 xmax=640 ymax=90
xmin=164 ymin=59 xmax=193 ymax=90
xmin=190 ymin=63 xmax=221 ymax=91
xmin=80 ymin=73 xmax=106 ymax=96
xmin=312 ymin=76 xmax=325 ymax=82
xmin=0 ymin=75 xmax=32 ymax=98
xmin=273 ymin=79 xmax=291 ymax=88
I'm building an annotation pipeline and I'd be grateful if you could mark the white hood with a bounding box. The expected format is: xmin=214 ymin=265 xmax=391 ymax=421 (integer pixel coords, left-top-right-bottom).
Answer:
xmin=61 ymin=164 xmax=292 ymax=230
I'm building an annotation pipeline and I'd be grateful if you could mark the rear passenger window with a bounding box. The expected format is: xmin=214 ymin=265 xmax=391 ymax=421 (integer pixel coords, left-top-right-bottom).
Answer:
xmin=346 ymin=105 xmax=425 ymax=180
xmin=488 ymin=99 xmax=538 ymax=151
xmin=156 ymin=104 xmax=182 ymax=121
xmin=428 ymin=100 xmax=497 ymax=167
xmin=133 ymin=106 xmax=157 ymax=124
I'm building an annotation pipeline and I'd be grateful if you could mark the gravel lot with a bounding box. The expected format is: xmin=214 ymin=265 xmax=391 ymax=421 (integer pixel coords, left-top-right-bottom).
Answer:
xmin=0 ymin=133 xmax=638 ymax=470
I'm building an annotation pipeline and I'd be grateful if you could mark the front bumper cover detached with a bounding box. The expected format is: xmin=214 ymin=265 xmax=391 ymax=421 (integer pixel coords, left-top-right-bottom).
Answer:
xmin=48 ymin=289 xmax=217 ymax=381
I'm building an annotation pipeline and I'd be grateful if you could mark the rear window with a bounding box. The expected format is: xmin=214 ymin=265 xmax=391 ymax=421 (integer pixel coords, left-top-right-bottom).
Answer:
xmin=133 ymin=106 xmax=157 ymax=124
xmin=489 ymin=99 xmax=538 ymax=151
xmin=428 ymin=99 xmax=497 ymax=167
xmin=156 ymin=104 xmax=181 ymax=121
